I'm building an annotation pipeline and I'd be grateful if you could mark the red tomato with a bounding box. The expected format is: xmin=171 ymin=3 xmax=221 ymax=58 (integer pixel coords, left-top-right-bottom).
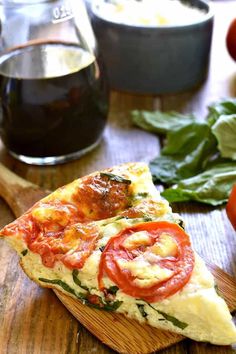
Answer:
xmin=226 ymin=18 xmax=236 ymax=61
xmin=98 ymin=221 xmax=194 ymax=303
xmin=3 ymin=211 xmax=99 ymax=269
xmin=61 ymin=223 xmax=99 ymax=269
xmin=226 ymin=184 xmax=236 ymax=230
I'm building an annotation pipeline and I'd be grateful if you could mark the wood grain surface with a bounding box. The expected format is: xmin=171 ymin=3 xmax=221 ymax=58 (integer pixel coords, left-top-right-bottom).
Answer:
xmin=0 ymin=1 xmax=236 ymax=353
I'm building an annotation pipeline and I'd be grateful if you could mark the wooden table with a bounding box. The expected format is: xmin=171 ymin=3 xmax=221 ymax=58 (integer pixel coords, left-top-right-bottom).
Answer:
xmin=0 ymin=1 xmax=236 ymax=353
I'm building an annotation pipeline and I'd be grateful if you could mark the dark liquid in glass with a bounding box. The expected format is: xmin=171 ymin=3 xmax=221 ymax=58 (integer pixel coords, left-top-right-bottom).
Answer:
xmin=0 ymin=43 xmax=108 ymax=161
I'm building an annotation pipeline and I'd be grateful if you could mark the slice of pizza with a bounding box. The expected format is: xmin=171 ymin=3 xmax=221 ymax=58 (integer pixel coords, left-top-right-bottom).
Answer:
xmin=1 ymin=162 xmax=236 ymax=345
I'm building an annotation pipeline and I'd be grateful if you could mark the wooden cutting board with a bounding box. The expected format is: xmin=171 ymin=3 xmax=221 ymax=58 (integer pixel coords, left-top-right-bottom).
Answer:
xmin=0 ymin=162 xmax=235 ymax=354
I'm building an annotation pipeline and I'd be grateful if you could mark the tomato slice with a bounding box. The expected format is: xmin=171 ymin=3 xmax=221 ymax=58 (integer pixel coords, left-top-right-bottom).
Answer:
xmin=3 ymin=211 xmax=99 ymax=269
xmin=28 ymin=221 xmax=99 ymax=269
xmin=60 ymin=222 xmax=99 ymax=269
xmin=226 ymin=184 xmax=236 ymax=230
xmin=98 ymin=221 xmax=194 ymax=303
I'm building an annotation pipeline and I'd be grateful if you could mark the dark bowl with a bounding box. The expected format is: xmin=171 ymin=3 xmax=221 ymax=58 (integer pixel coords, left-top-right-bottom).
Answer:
xmin=90 ymin=0 xmax=214 ymax=94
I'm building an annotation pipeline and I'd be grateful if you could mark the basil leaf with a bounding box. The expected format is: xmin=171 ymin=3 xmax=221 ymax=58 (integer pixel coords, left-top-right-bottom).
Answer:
xmin=156 ymin=309 xmax=188 ymax=330
xmin=132 ymin=110 xmax=195 ymax=134
xmin=86 ymin=295 xmax=122 ymax=311
xmin=38 ymin=277 xmax=122 ymax=312
xmin=136 ymin=192 xmax=149 ymax=198
xmin=100 ymin=172 xmax=131 ymax=185
xmin=212 ymin=114 xmax=236 ymax=160
xmin=177 ymin=219 xmax=185 ymax=230
xmin=147 ymin=303 xmax=188 ymax=330
xmin=150 ymin=122 xmax=217 ymax=184
xmin=137 ymin=304 xmax=148 ymax=318
xmin=133 ymin=192 xmax=149 ymax=201
xmin=162 ymin=161 xmax=236 ymax=206
xmin=39 ymin=278 xmax=81 ymax=298
xmin=142 ymin=215 xmax=153 ymax=222
xmin=115 ymin=215 xmax=125 ymax=221
xmin=207 ymin=98 xmax=236 ymax=126
xmin=72 ymin=270 xmax=89 ymax=291
xmin=107 ymin=286 xmax=119 ymax=295
xmin=102 ymin=300 xmax=123 ymax=311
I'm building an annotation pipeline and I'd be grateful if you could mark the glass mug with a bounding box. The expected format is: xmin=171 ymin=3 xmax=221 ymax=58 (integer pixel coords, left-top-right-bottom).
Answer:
xmin=0 ymin=0 xmax=109 ymax=165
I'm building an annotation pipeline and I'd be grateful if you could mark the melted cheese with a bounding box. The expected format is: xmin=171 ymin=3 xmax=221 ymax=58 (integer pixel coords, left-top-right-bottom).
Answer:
xmin=118 ymin=257 xmax=173 ymax=287
xmin=32 ymin=205 xmax=68 ymax=227
xmin=150 ymin=233 xmax=177 ymax=257
xmin=123 ymin=231 xmax=151 ymax=249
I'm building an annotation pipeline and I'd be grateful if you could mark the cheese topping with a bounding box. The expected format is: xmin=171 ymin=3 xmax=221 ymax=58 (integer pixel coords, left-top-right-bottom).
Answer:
xmin=118 ymin=230 xmax=178 ymax=287
xmin=150 ymin=233 xmax=178 ymax=258
xmin=117 ymin=256 xmax=173 ymax=287
xmin=123 ymin=231 xmax=151 ymax=250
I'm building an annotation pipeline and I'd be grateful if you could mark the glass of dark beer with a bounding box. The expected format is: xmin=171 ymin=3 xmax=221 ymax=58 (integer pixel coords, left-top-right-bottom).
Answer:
xmin=0 ymin=0 xmax=109 ymax=165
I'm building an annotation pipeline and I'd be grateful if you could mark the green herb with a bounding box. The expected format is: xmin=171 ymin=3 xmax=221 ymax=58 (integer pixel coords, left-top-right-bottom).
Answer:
xmin=161 ymin=161 xmax=236 ymax=206
xmin=83 ymin=296 xmax=122 ymax=312
xmin=142 ymin=215 xmax=153 ymax=222
xmin=101 ymin=215 xmax=128 ymax=227
xmin=177 ymin=219 xmax=185 ymax=230
xmin=137 ymin=192 xmax=149 ymax=198
xmin=207 ymin=98 xmax=236 ymax=126
xmin=108 ymin=286 xmax=119 ymax=295
xmin=115 ymin=215 xmax=126 ymax=221
xmin=72 ymin=270 xmax=89 ymax=291
xmin=212 ymin=114 xmax=236 ymax=160
xmin=101 ymin=300 xmax=123 ymax=311
xmin=147 ymin=303 xmax=188 ymax=330
xmin=38 ymin=277 xmax=122 ymax=312
xmin=21 ymin=249 xmax=28 ymax=256
xmin=157 ymin=309 xmax=188 ymax=330
xmin=114 ymin=215 xmax=130 ymax=221
xmin=137 ymin=304 xmax=148 ymax=318
xmin=132 ymin=110 xmax=195 ymax=135
xmin=132 ymin=99 xmax=236 ymax=206
xmin=132 ymin=192 xmax=150 ymax=201
xmin=100 ymin=172 xmax=131 ymax=185
xmin=150 ymin=121 xmax=217 ymax=184
xmin=85 ymin=295 xmax=122 ymax=311
xmin=99 ymin=246 xmax=105 ymax=252
xmin=39 ymin=277 xmax=81 ymax=298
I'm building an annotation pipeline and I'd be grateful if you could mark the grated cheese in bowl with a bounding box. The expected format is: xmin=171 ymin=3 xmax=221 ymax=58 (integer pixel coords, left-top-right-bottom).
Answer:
xmin=92 ymin=0 xmax=207 ymax=27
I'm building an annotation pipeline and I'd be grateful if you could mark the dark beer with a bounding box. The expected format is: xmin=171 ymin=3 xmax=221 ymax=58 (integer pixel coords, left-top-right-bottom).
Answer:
xmin=0 ymin=43 xmax=108 ymax=162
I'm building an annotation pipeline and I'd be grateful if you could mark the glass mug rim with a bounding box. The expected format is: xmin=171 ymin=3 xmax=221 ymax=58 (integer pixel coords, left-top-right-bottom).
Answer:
xmin=1 ymin=0 xmax=63 ymax=7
